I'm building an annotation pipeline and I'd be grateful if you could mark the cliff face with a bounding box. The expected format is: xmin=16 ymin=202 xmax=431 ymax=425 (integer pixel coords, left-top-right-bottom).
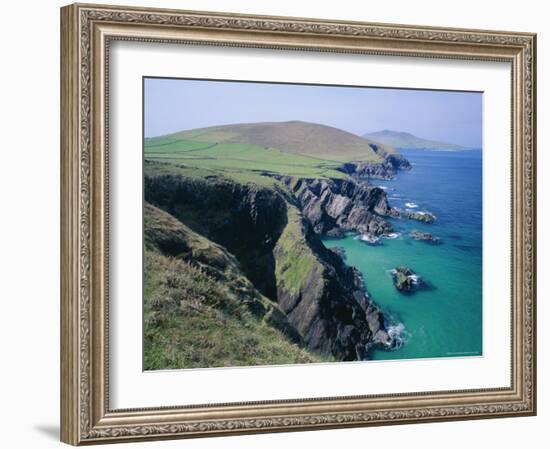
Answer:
xmin=145 ymin=174 xmax=287 ymax=301
xmin=145 ymin=172 xmax=391 ymax=361
xmin=143 ymin=203 xmax=328 ymax=369
xmin=281 ymin=176 xmax=394 ymax=237
xmin=273 ymin=206 xmax=390 ymax=359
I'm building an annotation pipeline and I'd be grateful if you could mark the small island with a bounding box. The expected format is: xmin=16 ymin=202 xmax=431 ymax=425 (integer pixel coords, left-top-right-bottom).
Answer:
xmin=391 ymin=266 xmax=422 ymax=293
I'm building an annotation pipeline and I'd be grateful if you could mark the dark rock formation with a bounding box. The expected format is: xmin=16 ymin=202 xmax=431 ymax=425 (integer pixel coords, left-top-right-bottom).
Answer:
xmin=280 ymin=176 xmax=394 ymax=237
xmin=409 ymin=230 xmax=442 ymax=244
xmin=273 ymin=210 xmax=392 ymax=360
xmin=338 ymin=161 xmax=398 ymax=180
xmin=328 ymin=246 xmax=347 ymax=260
xmin=337 ymin=144 xmax=411 ymax=180
xmin=400 ymin=210 xmax=436 ymax=223
xmin=145 ymin=173 xmax=287 ymax=301
xmin=391 ymin=266 xmax=422 ymax=293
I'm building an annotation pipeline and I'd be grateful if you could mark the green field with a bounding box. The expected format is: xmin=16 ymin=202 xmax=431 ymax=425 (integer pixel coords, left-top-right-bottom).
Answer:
xmin=144 ymin=138 xmax=347 ymax=178
xmin=144 ymin=121 xmax=389 ymax=179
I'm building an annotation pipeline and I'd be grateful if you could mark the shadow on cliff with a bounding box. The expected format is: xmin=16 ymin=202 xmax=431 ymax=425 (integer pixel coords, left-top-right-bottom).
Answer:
xmin=145 ymin=173 xmax=287 ymax=302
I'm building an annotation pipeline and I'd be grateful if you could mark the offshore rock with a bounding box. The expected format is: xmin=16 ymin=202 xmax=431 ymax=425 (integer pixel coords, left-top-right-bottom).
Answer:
xmin=391 ymin=266 xmax=422 ymax=293
xmin=409 ymin=230 xmax=442 ymax=244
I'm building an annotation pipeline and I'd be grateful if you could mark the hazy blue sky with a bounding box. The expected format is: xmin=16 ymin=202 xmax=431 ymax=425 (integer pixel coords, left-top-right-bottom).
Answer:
xmin=144 ymin=78 xmax=482 ymax=148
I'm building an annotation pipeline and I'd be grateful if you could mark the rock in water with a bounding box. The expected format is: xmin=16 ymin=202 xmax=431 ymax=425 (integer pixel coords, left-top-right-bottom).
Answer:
xmin=400 ymin=210 xmax=436 ymax=223
xmin=391 ymin=266 xmax=422 ymax=293
xmin=409 ymin=230 xmax=442 ymax=244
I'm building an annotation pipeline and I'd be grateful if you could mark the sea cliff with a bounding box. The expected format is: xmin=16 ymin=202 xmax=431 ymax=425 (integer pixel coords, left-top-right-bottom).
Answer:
xmin=144 ymin=164 xmax=394 ymax=362
xmin=279 ymin=176 xmax=395 ymax=237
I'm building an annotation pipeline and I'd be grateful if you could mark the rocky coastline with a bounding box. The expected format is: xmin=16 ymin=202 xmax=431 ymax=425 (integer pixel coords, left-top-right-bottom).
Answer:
xmin=145 ymin=168 xmax=396 ymax=361
xmin=278 ymin=176 xmax=395 ymax=238
xmin=143 ymin=144 xmax=429 ymax=362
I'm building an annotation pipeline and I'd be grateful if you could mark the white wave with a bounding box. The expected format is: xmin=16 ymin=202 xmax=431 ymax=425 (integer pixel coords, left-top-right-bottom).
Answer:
xmin=358 ymin=234 xmax=380 ymax=245
xmin=385 ymin=322 xmax=410 ymax=350
xmin=383 ymin=232 xmax=401 ymax=240
xmin=405 ymin=202 xmax=418 ymax=208
xmin=408 ymin=274 xmax=420 ymax=285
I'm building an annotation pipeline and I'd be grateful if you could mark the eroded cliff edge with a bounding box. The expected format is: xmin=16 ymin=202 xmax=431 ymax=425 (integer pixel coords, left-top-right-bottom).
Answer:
xmin=278 ymin=176 xmax=396 ymax=237
xmin=338 ymin=143 xmax=412 ymax=180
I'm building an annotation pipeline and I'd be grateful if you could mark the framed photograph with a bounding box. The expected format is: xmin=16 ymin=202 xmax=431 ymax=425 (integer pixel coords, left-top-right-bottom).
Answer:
xmin=60 ymin=3 xmax=537 ymax=445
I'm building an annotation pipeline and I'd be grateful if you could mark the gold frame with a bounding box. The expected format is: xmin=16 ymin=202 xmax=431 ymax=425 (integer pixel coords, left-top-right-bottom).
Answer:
xmin=60 ymin=2 xmax=537 ymax=445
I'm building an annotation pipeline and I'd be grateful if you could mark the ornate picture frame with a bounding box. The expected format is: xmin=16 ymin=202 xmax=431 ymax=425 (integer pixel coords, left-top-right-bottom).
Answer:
xmin=60 ymin=3 xmax=536 ymax=445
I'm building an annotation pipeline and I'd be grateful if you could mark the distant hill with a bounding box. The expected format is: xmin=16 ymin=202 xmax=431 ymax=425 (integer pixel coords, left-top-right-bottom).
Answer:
xmin=363 ymin=130 xmax=469 ymax=151
xmin=145 ymin=121 xmax=411 ymax=179
xmin=163 ymin=120 xmax=402 ymax=163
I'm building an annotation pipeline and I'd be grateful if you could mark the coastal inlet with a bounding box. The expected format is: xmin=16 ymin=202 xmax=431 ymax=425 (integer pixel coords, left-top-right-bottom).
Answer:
xmin=323 ymin=149 xmax=482 ymax=361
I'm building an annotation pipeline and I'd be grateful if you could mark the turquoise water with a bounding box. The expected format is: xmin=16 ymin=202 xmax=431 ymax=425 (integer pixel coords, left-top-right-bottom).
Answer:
xmin=323 ymin=150 xmax=483 ymax=360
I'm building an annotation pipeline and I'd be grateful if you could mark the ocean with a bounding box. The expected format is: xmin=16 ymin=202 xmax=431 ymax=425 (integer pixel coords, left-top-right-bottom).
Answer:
xmin=322 ymin=149 xmax=483 ymax=361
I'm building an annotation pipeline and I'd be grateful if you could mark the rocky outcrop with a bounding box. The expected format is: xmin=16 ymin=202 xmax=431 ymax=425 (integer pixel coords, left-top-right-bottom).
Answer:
xmin=338 ymin=161 xmax=399 ymax=180
xmin=371 ymin=144 xmax=412 ymax=170
xmin=409 ymin=230 xmax=442 ymax=244
xmin=400 ymin=210 xmax=436 ymax=223
xmin=145 ymin=170 xmax=395 ymax=361
xmin=391 ymin=266 xmax=422 ymax=293
xmin=328 ymin=246 xmax=347 ymax=260
xmin=338 ymin=144 xmax=411 ymax=180
xmin=280 ymin=176 xmax=395 ymax=237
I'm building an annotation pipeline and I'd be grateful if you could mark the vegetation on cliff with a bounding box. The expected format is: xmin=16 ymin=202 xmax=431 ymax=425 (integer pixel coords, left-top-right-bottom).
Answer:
xmin=144 ymin=203 xmax=326 ymax=369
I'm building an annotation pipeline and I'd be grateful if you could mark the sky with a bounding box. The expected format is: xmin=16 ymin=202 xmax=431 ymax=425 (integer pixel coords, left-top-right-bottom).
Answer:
xmin=144 ymin=77 xmax=482 ymax=148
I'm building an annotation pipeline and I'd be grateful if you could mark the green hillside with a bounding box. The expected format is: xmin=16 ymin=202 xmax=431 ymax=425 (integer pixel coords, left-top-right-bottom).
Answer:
xmin=145 ymin=121 xmax=398 ymax=178
xmin=364 ymin=129 xmax=468 ymax=151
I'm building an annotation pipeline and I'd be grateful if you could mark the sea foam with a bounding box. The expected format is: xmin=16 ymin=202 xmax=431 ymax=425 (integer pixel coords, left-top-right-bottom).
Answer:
xmin=386 ymin=322 xmax=410 ymax=350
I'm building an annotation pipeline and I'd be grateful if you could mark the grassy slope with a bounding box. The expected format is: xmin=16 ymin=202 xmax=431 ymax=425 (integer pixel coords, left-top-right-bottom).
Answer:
xmin=364 ymin=130 xmax=467 ymax=150
xmin=144 ymin=203 xmax=328 ymax=369
xmin=144 ymin=160 xmax=280 ymax=188
xmin=144 ymin=121 xmax=400 ymax=179
xmin=274 ymin=205 xmax=315 ymax=294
